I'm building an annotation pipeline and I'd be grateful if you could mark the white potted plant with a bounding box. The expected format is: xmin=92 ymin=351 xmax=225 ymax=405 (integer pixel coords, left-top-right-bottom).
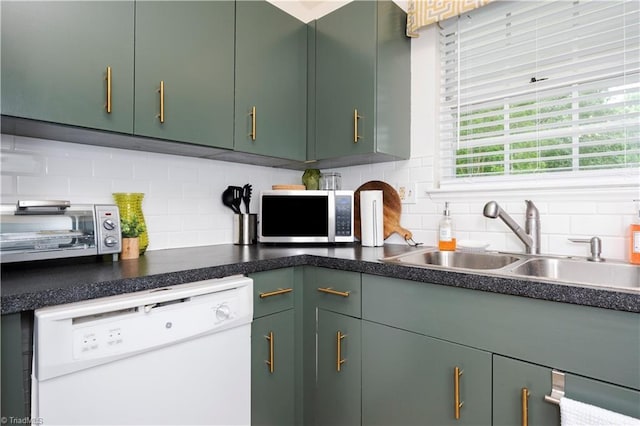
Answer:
xmin=120 ymin=215 xmax=145 ymax=260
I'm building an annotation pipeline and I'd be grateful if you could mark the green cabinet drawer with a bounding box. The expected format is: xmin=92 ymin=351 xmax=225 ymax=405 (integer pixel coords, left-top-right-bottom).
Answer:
xmin=250 ymin=269 xmax=295 ymax=319
xmin=362 ymin=274 xmax=640 ymax=391
xmin=314 ymin=269 xmax=361 ymax=318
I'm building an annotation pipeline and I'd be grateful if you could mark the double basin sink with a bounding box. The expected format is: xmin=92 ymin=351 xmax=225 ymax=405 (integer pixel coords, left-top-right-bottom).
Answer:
xmin=381 ymin=249 xmax=639 ymax=293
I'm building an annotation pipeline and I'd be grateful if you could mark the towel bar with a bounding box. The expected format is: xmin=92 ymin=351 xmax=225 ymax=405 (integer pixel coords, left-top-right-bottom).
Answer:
xmin=544 ymin=370 xmax=565 ymax=405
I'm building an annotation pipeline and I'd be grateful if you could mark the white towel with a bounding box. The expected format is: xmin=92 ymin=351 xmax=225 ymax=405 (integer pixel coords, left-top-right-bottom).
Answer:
xmin=560 ymin=397 xmax=640 ymax=426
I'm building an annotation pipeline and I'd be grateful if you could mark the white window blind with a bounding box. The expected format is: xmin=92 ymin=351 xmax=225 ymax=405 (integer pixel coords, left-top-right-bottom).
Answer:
xmin=439 ymin=0 xmax=640 ymax=187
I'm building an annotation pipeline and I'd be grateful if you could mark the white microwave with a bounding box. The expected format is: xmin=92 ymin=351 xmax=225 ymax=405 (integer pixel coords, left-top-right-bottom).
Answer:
xmin=259 ymin=190 xmax=354 ymax=244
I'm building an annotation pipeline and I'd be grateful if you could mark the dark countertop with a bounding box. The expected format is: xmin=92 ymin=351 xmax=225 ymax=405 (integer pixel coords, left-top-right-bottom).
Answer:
xmin=2 ymin=244 xmax=639 ymax=314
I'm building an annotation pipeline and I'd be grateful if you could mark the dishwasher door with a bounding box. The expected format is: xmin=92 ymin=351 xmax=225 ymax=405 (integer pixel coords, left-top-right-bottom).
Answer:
xmin=31 ymin=275 xmax=253 ymax=426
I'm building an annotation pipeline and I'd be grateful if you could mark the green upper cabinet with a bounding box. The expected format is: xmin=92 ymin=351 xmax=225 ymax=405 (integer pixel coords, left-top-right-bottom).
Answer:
xmin=1 ymin=1 xmax=134 ymax=133
xmin=235 ymin=1 xmax=307 ymax=161
xmin=134 ymin=1 xmax=235 ymax=149
xmin=313 ymin=0 xmax=410 ymax=163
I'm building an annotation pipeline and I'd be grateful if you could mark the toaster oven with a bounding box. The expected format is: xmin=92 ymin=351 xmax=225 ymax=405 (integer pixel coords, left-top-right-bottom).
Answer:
xmin=0 ymin=200 xmax=121 ymax=263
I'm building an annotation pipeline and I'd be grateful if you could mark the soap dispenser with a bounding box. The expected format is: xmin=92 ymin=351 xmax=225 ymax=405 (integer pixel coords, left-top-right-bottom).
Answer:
xmin=631 ymin=199 xmax=640 ymax=265
xmin=438 ymin=202 xmax=456 ymax=251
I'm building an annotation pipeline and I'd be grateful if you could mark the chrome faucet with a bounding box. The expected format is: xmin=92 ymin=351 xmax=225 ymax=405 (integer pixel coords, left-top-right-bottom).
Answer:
xmin=483 ymin=200 xmax=541 ymax=254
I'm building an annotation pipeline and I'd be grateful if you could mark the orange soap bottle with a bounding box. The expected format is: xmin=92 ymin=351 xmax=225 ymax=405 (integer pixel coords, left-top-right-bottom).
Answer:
xmin=631 ymin=199 xmax=640 ymax=265
xmin=438 ymin=202 xmax=456 ymax=251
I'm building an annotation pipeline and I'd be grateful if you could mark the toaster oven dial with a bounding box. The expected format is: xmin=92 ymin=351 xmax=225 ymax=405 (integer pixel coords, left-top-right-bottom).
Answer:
xmin=104 ymin=236 xmax=118 ymax=247
xmin=103 ymin=219 xmax=116 ymax=231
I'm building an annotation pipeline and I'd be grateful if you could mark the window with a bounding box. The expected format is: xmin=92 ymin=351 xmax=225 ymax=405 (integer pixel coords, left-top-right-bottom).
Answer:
xmin=439 ymin=0 xmax=639 ymax=187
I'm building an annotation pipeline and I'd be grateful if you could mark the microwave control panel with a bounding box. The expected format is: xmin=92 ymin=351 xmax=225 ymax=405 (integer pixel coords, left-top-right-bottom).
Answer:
xmin=335 ymin=195 xmax=353 ymax=237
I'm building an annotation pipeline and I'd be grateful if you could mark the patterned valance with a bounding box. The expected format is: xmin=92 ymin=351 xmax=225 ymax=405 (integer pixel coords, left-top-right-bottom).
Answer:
xmin=407 ymin=0 xmax=495 ymax=37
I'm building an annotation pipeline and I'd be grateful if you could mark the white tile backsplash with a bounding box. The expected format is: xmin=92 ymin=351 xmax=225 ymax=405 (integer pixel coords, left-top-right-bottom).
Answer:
xmin=1 ymin=132 xmax=637 ymax=260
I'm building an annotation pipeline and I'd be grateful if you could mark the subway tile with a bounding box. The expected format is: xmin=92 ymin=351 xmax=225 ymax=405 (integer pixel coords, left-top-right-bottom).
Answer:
xmin=46 ymin=155 xmax=92 ymax=177
xmin=17 ymin=175 xmax=68 ymax=196
xmin=1 ymin=151 xmax=45 ymax=175
xmin=570 ymin=215 xmax=623 ymax=237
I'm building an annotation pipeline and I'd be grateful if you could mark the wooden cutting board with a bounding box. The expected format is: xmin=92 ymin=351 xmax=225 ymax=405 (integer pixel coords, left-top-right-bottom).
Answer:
xmin=354 ymin=181 xmax=412 ymax=241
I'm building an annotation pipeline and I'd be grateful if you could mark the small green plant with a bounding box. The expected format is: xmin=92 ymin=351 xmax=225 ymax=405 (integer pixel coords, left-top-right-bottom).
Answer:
xmin=121 ymin=215 xmax=145 ymax=238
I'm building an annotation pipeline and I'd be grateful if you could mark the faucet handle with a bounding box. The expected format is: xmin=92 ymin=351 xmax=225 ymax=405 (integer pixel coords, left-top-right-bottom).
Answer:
xmin=569 ymin=236 xmax=604 ymax=262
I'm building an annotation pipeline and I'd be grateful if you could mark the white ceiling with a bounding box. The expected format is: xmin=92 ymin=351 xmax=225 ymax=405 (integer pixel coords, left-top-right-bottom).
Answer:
xmin=267 ymin=0 xmax=407 ymax=23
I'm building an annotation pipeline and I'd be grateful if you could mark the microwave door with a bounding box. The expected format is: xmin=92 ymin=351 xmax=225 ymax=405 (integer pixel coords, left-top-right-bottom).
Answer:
xmin=260 ymin=195 xmax=330 ymax=243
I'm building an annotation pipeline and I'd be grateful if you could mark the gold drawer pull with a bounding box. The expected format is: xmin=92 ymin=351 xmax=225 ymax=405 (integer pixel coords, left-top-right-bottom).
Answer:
xmin=105 ymin=66 xmax=112 ymax=113
xmin=454 ymin=367 xmax=464 ymax=419
xmin=259 ymin=288 xmax=293 ymax=299
xmin=353 ymin=109 xmax=362 ymax=143
xmin=522 ymin=388 xmax=530 ymax=426
xmin=337 ymin=331 xmax=346 ymax=372
xmin=249 ymin=106 xmax=256 ymax=141
xmin=265 ymin=331 xmax=274 ymax=373
xmin=157 ymin=81 xmax=165 ymax=123
xmin=317 ymin=287 xmax=350 ymax=298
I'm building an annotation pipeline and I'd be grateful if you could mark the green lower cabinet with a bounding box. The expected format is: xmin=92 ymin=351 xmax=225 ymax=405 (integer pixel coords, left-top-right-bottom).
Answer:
xmin=362 ymin=321 xmax=491 ymax=426
xmin=1 ymin=313 xmax=29 ymax=420
xmin=316 ymin=310 xmax=361 ymax=426
xmin=251 ymin=310 xmax=295 ymax=426
xmin=493 ymin=356 xmax=560 ymax=426
xmin=493 ymin=355 xmax=640 ymax=426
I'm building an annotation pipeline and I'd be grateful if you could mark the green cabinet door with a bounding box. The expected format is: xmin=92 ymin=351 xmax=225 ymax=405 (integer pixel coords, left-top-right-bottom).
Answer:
xmin=134 ymin=1 xmax=234 ymax=148
xmin=316 ymin=310 xmax=361 ymax=426
xmin=1 ymin=313 xmax=28 ymax=420
xmin=252 ymin=310 xmax=295 ymax=426
xmin=362 ymin=321 xmax=491 ymax=426
xmin=1 ymin=1 xmax=134 ymax=133
xmin=314 ymin=0 xmax=410 ymax=162
xmin=493 ymin=355 xmax=640 ymax=426
xmin=235 ymin=1 xmax=307 ymax=161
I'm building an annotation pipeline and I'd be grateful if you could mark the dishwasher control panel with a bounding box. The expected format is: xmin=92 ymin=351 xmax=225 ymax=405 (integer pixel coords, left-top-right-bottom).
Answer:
xmin=72 ymin=292 xmax=242 ymax=360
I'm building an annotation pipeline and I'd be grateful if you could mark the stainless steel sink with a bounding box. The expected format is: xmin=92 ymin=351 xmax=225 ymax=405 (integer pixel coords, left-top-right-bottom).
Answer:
xmin=382 ymin=249 xmax=522 ymax=270
xmin=509 ymin=257 xmax=640 ymax=291
xmin=381 ymin=247 xmax=640 ymax=293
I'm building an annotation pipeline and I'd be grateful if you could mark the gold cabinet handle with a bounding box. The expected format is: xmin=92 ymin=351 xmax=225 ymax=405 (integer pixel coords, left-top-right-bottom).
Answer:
xmin=317 ymin=287 xmax=350 ymax=298
xmin=157 ymin=81 xmax=165 ymax=123
xmin=353 ymin=109 xmax=362 ymax=143
xmin=336 ymin=331 xmax=346 ymax=372
xmin=249 ymin=106 xmax=256 ymax=141
xmin=265 ymin=331 xmax=274 ymax=373
xmin=105 ymin=66 xmax=112 ymax=113
xmin=521 ymin=388 xmax=530 ymax=426
xmin=454 ymin=367 xmax=464 ymax=420
xmin=259 ymin=288 xmax=293 ymax=299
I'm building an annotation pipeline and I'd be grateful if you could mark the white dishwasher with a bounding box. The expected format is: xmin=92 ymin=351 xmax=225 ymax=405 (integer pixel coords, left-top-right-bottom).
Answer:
xmin=31 ymin=275 xmax=253 ymax=426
